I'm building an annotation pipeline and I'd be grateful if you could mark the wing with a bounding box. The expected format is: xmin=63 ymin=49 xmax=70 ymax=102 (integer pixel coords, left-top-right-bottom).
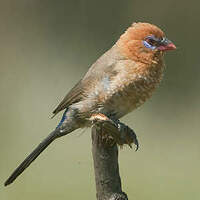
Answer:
xmin=52 ymin=45 xmax=124 ymax=117
xmin=52 ymin=80 xmax=84 ymax=117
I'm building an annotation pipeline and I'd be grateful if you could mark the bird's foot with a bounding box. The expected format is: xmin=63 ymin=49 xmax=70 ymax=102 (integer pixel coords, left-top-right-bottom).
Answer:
xmin=89 ymin=113 xmax=139 ymax=150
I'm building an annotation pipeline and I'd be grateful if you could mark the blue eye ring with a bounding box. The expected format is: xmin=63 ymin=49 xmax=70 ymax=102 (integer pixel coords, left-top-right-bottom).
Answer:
xmin=143 ymin=40 xmax=156 ymax=50
xmin=143 ymin=35 xmax=161 ymax=50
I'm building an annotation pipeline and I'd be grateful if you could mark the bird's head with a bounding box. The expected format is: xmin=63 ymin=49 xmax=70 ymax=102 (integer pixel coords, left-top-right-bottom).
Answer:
xmin=117 ymin=22 xmax=176 ymax=64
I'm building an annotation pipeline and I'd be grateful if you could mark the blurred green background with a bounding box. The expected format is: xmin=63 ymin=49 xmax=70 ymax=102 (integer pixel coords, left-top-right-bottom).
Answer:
xmin=0 ymin=1 xmax=199 ymax=199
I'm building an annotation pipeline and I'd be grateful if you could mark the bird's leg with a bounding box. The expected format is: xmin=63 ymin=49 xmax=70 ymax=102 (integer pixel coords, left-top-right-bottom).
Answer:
xmin=89 ymin=113 xmax=139 ymax=150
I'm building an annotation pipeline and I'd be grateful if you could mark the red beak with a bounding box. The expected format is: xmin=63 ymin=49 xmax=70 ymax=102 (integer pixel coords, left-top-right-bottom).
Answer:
xmin=158 ymin=37 xmax=176 ymax=51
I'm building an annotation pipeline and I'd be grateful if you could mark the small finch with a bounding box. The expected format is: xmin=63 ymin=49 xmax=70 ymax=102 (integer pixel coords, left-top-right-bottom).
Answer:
xmin=4 ymin=22 xmax=176 ymax=186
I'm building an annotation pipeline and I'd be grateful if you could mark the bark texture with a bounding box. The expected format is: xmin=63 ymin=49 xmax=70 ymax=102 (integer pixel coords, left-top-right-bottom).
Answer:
xmin=92 ymin=126 xmax=128 ymax=200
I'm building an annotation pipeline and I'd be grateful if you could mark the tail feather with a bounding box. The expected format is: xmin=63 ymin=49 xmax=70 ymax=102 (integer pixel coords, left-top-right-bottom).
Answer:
xmin=4 ymin=130 xmax=59 ymax=186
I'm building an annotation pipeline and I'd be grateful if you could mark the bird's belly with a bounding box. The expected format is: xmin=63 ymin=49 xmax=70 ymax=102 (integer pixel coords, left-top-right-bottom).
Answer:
xmin=102 ymin=78 xmax=160 ymax=118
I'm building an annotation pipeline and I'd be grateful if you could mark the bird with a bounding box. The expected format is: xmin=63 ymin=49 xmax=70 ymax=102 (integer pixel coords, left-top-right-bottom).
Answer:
xmin=4 ymin=22 xmax=176 ymax=186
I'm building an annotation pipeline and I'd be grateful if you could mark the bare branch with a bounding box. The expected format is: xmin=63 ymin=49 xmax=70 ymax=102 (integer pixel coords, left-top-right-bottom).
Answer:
xmin=91 ymin=114 xmax=138 ymax=200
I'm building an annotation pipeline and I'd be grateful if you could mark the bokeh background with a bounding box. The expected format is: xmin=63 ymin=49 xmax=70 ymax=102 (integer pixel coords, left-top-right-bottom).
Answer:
xmin=0 ymin=1 xmax=199 ymax=199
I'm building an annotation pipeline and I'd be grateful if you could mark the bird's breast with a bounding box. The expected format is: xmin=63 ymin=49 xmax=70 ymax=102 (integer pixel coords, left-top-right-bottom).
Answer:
xmin=100 ymin=62 xmax=164 ymax=118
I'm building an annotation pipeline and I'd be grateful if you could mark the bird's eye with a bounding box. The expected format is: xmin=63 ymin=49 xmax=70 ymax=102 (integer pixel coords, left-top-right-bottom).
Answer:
xmin=143 ymin=35 xmax=161 ymax=50
xmin=145 ymin=38 xmax=157 ymax=46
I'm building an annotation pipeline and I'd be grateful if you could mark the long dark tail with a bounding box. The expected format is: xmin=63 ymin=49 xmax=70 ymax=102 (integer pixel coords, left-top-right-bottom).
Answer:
xmin=4 ymin=130 xmax=59 ymax=186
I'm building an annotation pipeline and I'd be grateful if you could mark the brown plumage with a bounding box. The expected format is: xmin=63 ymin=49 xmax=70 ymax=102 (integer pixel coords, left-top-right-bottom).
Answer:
xmin=53 ymin=22 xmax=174 ymax=121
xmin=5 ymin=22 xmax=176 ymax=186
xmin=117 ymin=22 xmax=164 ymax=63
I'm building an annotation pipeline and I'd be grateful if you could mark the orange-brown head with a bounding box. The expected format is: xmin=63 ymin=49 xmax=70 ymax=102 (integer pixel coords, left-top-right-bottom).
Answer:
xmin=117 ymin=22 xmax=176 ymax=64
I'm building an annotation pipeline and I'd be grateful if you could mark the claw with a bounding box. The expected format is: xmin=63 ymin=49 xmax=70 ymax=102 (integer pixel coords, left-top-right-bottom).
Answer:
xmin=90 ymin=113 xmax=140 ymax=150
xmin=132 ymin=130 xmax=139 ymax=151
xmin=135 ymin=140 xmax=139 ymax=151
